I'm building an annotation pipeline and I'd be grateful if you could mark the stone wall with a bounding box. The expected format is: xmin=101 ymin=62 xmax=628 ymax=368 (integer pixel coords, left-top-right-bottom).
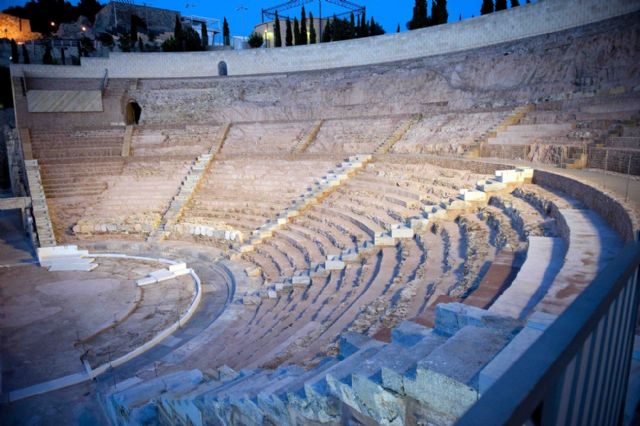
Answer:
xmin=0 ymin=13 xmax=40 ymax=43
xmin=533 ymin=170 xmax=638 ymax=242
xmin=9 ymin=0 xmax=640 ymax=79
xmin=587 ymin=147 xmax=640 ymax=175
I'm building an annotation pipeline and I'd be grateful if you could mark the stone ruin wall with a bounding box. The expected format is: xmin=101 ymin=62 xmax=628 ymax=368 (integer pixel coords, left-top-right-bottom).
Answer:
xmin=0 ymin=13 xmax=40 ymax=43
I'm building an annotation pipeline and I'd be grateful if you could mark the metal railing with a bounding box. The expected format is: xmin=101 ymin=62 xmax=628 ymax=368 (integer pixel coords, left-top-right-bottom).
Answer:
xmin=456 ymin=241 xmax=640 ymax=426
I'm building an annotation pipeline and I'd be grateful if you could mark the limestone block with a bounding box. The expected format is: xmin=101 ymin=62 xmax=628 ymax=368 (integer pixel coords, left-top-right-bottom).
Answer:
xmin=277 ymin=216 xmax=288 ymax=225
xmin=476 ymin=179 xmax=506 ymax=192
xmin=515 ymin=167 xmax=534 ymax=180
xmin=459 ymin=189 xmax=487 ymax=202
xmin=292 ymin=275 xmax=311 ymax=286
xmin=410 ymin=218 xmax=430 ymax=232
xmin=168 ymin=262 xmax=187 ymax=272
xmin=286 ymin=209 xmax=300 ymax=218
xmin=311 ymin=266 xmax=329 ymax=278
xmin=245 ymin=265 xmax=261 ymax=277
xmin=267 ymin=290 xmax=278 ymax=299
xmin=325 ymin=255 xmax=346 ymax=271
xmin=275 ymin=282 xmax=293 ymax=293
xmin=341 ymin=249 xmax=360 ymax=263
xmin=434 ymin=302 xmax=520 ymax=337
xmin=150 ymin=269 xmax=175 ymax=282
xmin=391 ymin=224 xmax=414 ymax=239
xmin=446 ymin=199 xmax=468 ymax=210
xmin=136 ymin=276 xmax=157 ymax=286
xmin=374 ymin=232 xmax=396 ymax=246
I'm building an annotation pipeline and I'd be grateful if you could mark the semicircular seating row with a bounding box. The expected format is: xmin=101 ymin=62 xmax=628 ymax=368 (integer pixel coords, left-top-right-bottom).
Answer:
xmin=105 ymin=158 xmax=624 ymax=426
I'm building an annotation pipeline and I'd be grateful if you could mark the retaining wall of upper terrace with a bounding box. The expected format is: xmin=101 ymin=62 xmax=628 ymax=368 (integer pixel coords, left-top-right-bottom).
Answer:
xmin=9 ymin=0 xmax=640 ymax=79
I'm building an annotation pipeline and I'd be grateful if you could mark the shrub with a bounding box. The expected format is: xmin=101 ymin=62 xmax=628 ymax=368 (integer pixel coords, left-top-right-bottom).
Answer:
xmin=248 ymin=32 xmax=264 ymax=48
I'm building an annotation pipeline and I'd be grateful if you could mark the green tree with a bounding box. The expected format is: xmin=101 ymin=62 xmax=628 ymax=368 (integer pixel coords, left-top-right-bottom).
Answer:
xmin=432 ymin=0 xmax=448 ymax=25
xmin=10 ymin=40 xmax=19 ymax=64
xmin=481 ymin=0 xmax=494 ymax=14
xmin=182 ymin=27 xmax=202 ymax=51
xmin=43 ymin=44 xmax=54 ymax=64
xmin=285 ymin=18 xmax=293 ymax=46
xmin=369 ymin=17 xmax=384 ymax=36
xmin=300 ymin=6 xmax=308 ymax=44
xmin=60 ymin=47 xmax=65 ymax=64
xmin=119 ymin=33 xmax=132 ymax=52
xmin=247 ymin=32 xmax=263 ymax=48
xmin=201 ymin=22 xmax=208 ymax=48
xmin=349 ymin=12 xmax=355 ymax=39
xmin=397 ymin=23 xmax=400 ymax=32
xmin=77 ymin=0 xmax=102 ymax=23
xmin=22 ymin=44 xmax=30 ymax=64
xmin=130 ymin=15 xmax=138 ymax=50
xmin=511 ymin=0 xmax=520 ymax=6
xmin=138 ymin=36 xmax=144 ymax=51
xmin=321 ymin=19 xmax=332 ymax=42
xmin=495 ymin=0 xmax=507 ymax=10
xmin=408 ymin=0 xmax=428 ymax=30
xmin=293 ymin=17 xmax=301 ymax=45
xmin=274 ymin=12 xmax=282 ymax=47
xmin=161 ymin=36 xmax=179 ymax=52
xmin=174 ymin=15 xmax=183 ymax=41
xmin=223 ymin=17 xmax=230 ymax=46
xmin=309 ymin=12 xmax=316 ymax=44
xmin=359 ymin=10 xmax=367 ymax=36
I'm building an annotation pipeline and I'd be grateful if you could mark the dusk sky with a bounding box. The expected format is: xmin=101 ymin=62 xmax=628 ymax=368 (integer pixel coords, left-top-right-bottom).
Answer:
xmin=2 ymin=0 xmax=537 ymax=36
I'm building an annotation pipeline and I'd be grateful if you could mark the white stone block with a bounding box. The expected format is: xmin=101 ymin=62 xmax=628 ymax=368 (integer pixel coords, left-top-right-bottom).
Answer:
xmin=410 ymin=218 xmax=430 ymax=231
xmin=267 ymin=290 xmax=278 ymax=299
xmin=136 ymin=276 xmax=157 ymax=286
xmin=459 ymin=189 xmax=487 ymax=202
xmin=516 ymin=167 xmax=534 ymax=179
xmin=390 ymin=224 xmax=414 ymax=239
xmin=374 ymin=232 xmax=396 ymax=246
xmin=242 ymin=295 xmax=262 ymax=305
xmin=292 ymin=275 xmax=311 ymax=286
xmin=150 ymin=269 xmax=174 ymax=282
xmin=325 ymin=255 xmax=346 ymax=270
xmin=169 ymin=262 xmax=187 ymax=272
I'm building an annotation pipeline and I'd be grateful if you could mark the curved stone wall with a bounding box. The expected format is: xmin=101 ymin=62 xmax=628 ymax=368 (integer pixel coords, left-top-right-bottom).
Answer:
xmin=10 ymin=0 xmax=640 ymax=79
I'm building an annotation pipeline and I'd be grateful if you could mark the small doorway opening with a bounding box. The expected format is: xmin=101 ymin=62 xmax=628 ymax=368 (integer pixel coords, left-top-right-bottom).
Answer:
xmin=218 ymin=61 xmax=228 ymax=76
xmin=125 ymin=101 xmax=141 ymax=125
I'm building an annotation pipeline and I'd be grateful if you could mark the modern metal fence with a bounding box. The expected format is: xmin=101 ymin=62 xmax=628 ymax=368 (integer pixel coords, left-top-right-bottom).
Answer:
xmin=456 ymin=241 xmax=640 ymax=426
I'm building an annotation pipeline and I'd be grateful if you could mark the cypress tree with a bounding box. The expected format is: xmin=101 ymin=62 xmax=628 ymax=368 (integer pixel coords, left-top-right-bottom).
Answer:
xmin=131 ymin=15 xmax=138 ymax=50
xmin=300 ymin=6 xmax=308 ymax=44
xmin=43 ymin=44 xmax=54 ymax=64
xmin=10 ymin=39 xmax=19 ymax=64
xmin=409 ymin=0 xmax=428 ymax=30
xmin=321 ymin=19 xmax=332 ymax=42
xmin=309 ymin=12 xmax=316 ymax=44
xmin=174 ymin=15 xmax=182 ymax=40
xmin=223 ymin=17 xmax=230 ymax=46
xmin=397 ymin=24 xmax=400 ymax=32
xmin=138 ymin=36 xmax=144 ymax=51
xmin=201 ymin=22 xmax=208 ymax=48
xmin=511 ymin=0 xmax=520 ymax=6
xmin=359 ymin=10 xmax=367 ymax=36
xmin=60 ymin=47 xmax=66 ymax=64
xmin=293 ymin=17 xmax=301 ymax=45
xmin=331 ymin=15 xmax=340 ymax=41
xmin=495 ymin=0 xmax=507 ymax=11
xmin=433 ymin=0 xmax=448 ymax=25
xmin=285 ymin=18 xmax=293 ymax=46
xmin=480 ymin=0 xmax=494 ymax=15
xmin=22 ymin=44 xmax=30 ymax=64
xmin=349 ymin=12 xmax=355 ymax=39
xmin=274 ymin=12 xmax=282 ymax=47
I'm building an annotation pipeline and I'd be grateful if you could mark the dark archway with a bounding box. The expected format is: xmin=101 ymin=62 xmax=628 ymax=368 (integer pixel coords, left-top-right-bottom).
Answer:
xmin=125 ymin=101 xmax=142 ymax=125
xmin=218 ymin=61 xmax=228 ymax=76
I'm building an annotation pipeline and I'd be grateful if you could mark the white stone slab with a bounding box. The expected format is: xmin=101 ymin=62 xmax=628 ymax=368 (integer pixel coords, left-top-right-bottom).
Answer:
xmin=374 ymin=233 xmax=396 ymax=246
xmin=136 ymin=276 xmax=158 ymax=286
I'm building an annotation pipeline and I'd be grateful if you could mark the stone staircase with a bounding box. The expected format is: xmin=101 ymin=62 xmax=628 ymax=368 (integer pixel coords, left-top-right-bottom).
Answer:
xmin=24 ymin=160 xmax=56 ymax=247
xmin=374 ymin=114 xmax=422 ymax=154
xmin=105 ymin=302 xmax=521 ymax=426
xmin=213 ymin=123 xmax=232 ymax=154
xmin=464 ymin=104 xmax=534 ymax=158
xmin=231 ymin=154 xmax=372 ymax=258
xmin=148 ymin=153 xmax=215 ymax=242
xmin=291 ymin=120 xmax=324 ymax=154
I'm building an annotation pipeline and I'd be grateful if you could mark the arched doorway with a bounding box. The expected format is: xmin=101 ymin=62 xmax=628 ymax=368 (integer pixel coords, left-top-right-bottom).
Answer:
xmin=218 ymin=61 xmax=228 ymax=76
xmin=125 ymin=101 xmax=142 ymax=125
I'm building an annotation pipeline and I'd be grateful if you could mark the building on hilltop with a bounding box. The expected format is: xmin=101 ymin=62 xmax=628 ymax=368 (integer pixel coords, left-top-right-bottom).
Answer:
xmin=0 ymin=13 xmax=41 ymax=43
xmin=93 ymin=2 xmax=180 ymax=36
